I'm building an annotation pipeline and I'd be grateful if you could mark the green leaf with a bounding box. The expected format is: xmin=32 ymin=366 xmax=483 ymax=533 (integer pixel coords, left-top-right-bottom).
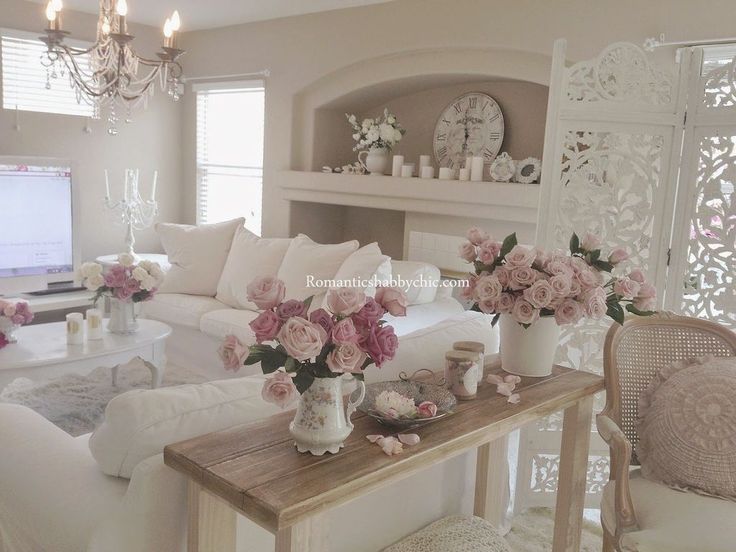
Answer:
xmin=292 ymin=369 xmax=315 ymax=394
xmin=491 ymin=313 xmax=501 ymax=327
xmin=594 ymin=260 xmax=615 ymax=273
xmin=302 ymin=295 xmax=314 ymax=311
xmin=473 ymin=260 xmax=493 ymax=274
xmin=243 ymin=344 xmax=273 ymax=365
xmin=626 ymin=304 xmax=657 ymax=317
xmin=589 ymin=249 xmax=601 ymax=262
xmin=569 ymin=233 xmax=580 ymax=254
xmin=284 ymin=357 xmax=300 ymax=373
xmin=607 ymin=302 xmax=625 ymax=325
xmin=499 ymin=232 xmax=518 ymax=259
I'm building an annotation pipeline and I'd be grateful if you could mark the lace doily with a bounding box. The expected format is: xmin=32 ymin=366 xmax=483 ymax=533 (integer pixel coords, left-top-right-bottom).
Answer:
xmin=382 ymin=515 xmax=511 ymax=552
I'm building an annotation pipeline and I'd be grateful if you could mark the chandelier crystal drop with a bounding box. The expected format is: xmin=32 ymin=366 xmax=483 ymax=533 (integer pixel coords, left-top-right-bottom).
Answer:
xmin=40 ymin=0 xmax=185 ymax=135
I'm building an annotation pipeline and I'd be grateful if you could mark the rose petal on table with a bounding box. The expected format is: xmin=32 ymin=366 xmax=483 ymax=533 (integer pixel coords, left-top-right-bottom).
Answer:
xmin=366 ymin=434 xmax=384 ymax=443
xmin=379 ymin=436 xmax=404 ymax=456
xmin=507 ymin=393 xmax=521 ymax=404
xmin=398 ymin=433 xmax=420 ymax=446
xmin=503 ymin=375 xmax=522 ymax=385
xmin=496 ymin=382 xmax=516 ymax=396
xmin=486 ymin=374 xmax=504 ymax=385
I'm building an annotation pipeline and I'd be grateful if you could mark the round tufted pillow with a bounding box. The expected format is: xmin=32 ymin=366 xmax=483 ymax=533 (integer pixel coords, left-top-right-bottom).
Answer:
xmin=636 ymin=355 xmax=736 ymax=501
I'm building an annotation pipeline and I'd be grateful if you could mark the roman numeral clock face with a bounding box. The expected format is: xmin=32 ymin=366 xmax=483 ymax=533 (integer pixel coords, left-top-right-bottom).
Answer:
xmin=433 ymin=92 xmax=505 ymax=170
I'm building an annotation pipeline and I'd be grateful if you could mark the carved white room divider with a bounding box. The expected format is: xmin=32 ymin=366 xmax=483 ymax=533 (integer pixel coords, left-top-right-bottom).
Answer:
xmin=515 ymin=39 xmax=736 ymax=511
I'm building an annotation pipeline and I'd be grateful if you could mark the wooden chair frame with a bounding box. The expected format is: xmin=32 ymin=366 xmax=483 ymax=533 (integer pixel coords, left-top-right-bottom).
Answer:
xmin=599 ymin=312 xmax=736 ymax=551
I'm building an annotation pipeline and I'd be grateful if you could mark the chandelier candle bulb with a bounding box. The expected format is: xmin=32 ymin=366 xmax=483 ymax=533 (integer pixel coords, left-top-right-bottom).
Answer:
xmin=459 ymin=167 xmax=470 ymax=181
xmin=471 ymin=156 xmax=484 ymax=182
xmin=445 ymin=350 xmax=480 ymax=400
xmin=86 ymin=309 xmax=103 ymax=341
xmin=66 ymin=313 xmax=84 ymax=345
xmin=420 ymin=166 xmax=435 ymax=179
xmin=391 ymin=155 xmax=404 ymax=177
xmin=163 ymin=18 xmax=173 ymax=48
xmin=116 ymin=0 xmax=128 ymax=32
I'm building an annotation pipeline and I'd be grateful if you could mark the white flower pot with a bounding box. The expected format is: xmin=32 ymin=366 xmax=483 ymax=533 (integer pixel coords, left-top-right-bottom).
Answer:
xmin=499 ymin=314 xmax=561 ymax=377
xmin=358 ymin=147 xmax=389 ymax=176
xmin=108 ymin=298 xmax=138 ymax=334
xmin=289 ymin=377 xmax=366 ymax=455
xmin=0 ymin=320 xmax=20 ymax=343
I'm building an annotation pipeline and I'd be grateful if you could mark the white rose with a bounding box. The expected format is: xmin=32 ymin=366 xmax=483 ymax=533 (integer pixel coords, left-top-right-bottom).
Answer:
xmin=379 ymin=123 xmax=395 ymax=142
xmin=86 ymin=273 xmax=105 ymax=291
xmin=387 ymin=115 xmax=396 ymax=124
xmin=348 ymin=114 xmax=357 ymax=125
xmin=138 ymin=260 xmax=155 ymax=272
xmin=79 ymin=262 xmax=103 ymax=279
xmin=393 ymin=128 xmax=402 ymax=142
xmin=150 ymin=265 xmax=164 ymax=280
xmin=118 ymin=253 xmax=135 ymax=267
xmin=140 ymin=275 xmax=157 ymax=291
xmin=131 ymin=266 xmax=149 ymax=281
xmin=362 ymin=118 xmax=374 ymax=129
xmin=366 ymin=128 xmax=380 ymax=142
xmin=352 ymin=133 xmax=360 ymax=141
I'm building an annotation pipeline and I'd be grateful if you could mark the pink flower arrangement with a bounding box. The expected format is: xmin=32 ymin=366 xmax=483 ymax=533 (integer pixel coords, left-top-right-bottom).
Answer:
xmin=459 ymin=228 xmax=657 ymax=327
xmin=78 ymin=254 xmax=164 ymax=304
xmin=0 ymin=300 xmax=34 ymax=348
xmin=221 ymin=278 xmax=408 ymax=409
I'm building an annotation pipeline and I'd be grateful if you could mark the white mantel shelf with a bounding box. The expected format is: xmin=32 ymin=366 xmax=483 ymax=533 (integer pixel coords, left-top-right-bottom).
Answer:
xmin=279 ymin=171 xmax=540 ymax=223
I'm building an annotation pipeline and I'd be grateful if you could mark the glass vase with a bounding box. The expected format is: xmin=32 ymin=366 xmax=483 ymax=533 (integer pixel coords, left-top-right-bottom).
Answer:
xmin=108 ymin=298 xmax=138 ymax=335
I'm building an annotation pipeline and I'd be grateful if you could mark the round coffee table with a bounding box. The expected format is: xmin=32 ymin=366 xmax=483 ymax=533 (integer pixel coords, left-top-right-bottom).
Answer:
xmin=0 ymin=319 xmax=172 ymax=391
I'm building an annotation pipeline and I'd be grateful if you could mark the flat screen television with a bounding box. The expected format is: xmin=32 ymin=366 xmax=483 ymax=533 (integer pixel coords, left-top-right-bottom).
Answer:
xmin=0 ymin=157 xmax=80 ymax=296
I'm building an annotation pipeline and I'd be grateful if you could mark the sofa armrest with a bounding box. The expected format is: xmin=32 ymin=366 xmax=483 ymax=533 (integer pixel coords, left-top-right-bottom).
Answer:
xmin=596 ymin=414 xmax=639 ymax=537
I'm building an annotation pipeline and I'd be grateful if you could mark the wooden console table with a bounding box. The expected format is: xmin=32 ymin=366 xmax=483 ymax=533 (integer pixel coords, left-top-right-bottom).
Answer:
xmin=165 ymin=364 xmax=603 ymax=552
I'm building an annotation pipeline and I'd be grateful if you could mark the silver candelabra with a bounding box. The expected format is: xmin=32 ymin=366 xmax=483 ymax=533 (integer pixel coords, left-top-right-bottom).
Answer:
xmin=104 ymin=169 xmax=158 ymax=257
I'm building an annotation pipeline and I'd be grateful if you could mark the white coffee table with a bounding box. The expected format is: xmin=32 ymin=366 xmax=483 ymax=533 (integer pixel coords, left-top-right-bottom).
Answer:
xmin=0 ymin=319 xmax=172 ymax=391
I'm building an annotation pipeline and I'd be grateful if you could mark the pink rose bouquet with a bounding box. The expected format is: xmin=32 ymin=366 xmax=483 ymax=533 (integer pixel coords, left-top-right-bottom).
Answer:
xmin=0 ymin=299 xmax=34 ymax=348
xmin=221 ymin=277 xmax=407 ymax=409
xmin=458 ymin=228 xmax=657 ymax=328
xmin=78 ymin=254 xmax=165 ymax=305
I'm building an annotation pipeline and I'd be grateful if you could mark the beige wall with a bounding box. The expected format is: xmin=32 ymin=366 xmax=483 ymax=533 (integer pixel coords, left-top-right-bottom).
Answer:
xmin=178 ymin=0 xmax=736 ymax=241
xmin=0 ymin=0 xmax=183 ymax=261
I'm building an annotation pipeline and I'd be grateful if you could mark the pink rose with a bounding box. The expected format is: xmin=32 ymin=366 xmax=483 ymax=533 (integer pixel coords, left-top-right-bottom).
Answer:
xmin=509 ymin=267 xmax=538 ymax=290
xmin=104 ymin=265 xmax=128 ymax=288
xmin=549 ymin=273 xmax=572 ymax=298
xmin=218 ymin=334 xmax=248 ymax=371
xmin=309 ymin=308 xmax=334 ymax=337
xmin=374 ymin=287 xmax=408 ymax=317
xmin=276 ymin=299 xmax=307 ymax=320
xmin=495 ymin=292 xmax=516 ymax=314
xmin=494 ymin=266 xmax=512 ymax=287
xmin=460 ymin=274 xmax=478 ymax=301
xmin=2 ymin=304 xmax=16 ymax=317
xmin=114 ymin=285 xmax=135 ymax=302
xmin=466 ymin=227 xmax=490 ymax=246
xmin=613 ymin=277 xmax=641 ymax=300
xmin=10 ymin=314 xmax=25 ymax=325
xmin=0 ymin=332 xmax=7 ymax=350
xmin=363 ymin=324 xmax=399 ymax=368
xmin=511 ymin=299 xmax=540 ymax=325
xmin=261 ymin=371 xmax=299 ymax=409
xmin=14 ymin=302 xmax=33 ymax=324
xmin=580 ymin=232 xmax=601 ymax=251
xmin=532 ymin=246 xmax=550 ymax=268
xmin=458 ymin=241 xmax=477 ymax=263
xmin=249 ymin=310 xmax=281 ymax=343
xmin=326 ymin=342 xmax=367 ymax=374
xmin=504 ymin=245 xmax=536 ymax=268
xmin=554 ymin=299 xmax=584 ymax=325
xmin=608 ymin=247 xmax=629 ymax=265
xmin=277 ymin=317 xmax=327 ymax=361
xmin=581 ymin=287 xmax=607 ymax=319
xmin=568 ymin=256 xmax=589 ymax=275
xmin=523 ymin=279 xmax=554 ymax=309
xmin=629 ymin=268 xmax=646 ymax=284
xmin=477 ymin=297 xmax=497 ymax=314
xmin=417 ymin=401 xmax=438 ymax=418
xmin=473 ymin=274 xmax=503 ymax=302
xmin=353 ymin=297 xmax=385 ymax=324
xmin=633 ymin=283 xmax=657 ymax=311
xmin=332 ymin=318 xmax=360 ymax=344
xmin=478 ymin=240 xmax=501 ymax=265
xmin=577 ymin=268 xmax=602 ymax=290
xmin=545 ymin=259 xmax=573 ymax=278
xmin=247 ymin=276 xmax=286 ymax=310
xmin=326 ymin=288 xmax=366 ymax=316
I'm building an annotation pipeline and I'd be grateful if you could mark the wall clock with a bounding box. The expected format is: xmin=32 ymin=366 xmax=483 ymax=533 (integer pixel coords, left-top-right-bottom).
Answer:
xmin=433 ymin=92 xmax=505 ymax=170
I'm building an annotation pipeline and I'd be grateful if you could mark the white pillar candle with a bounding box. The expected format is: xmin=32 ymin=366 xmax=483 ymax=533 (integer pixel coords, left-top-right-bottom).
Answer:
xmin=459 ymin=168 xmax=470 ymax=181
xmin=465 ymin=155 xmax=473 ymax=169
xmin=420 ymin=166 xmax=435 ymax=179
xmin=401 ymin=164 xmax=415 ymax=178
xmin=66 ymin=313 xmax=84 ymax=345
xmin=86 ymin=308 xmax=103 ymax=340
xmin=438 ymin=167 xmax=453 ymax=180
xmin=391 ymin=155 xmax=404 ymax=177
xmin=418 ymin=155 xmax=431 ymax=172
xmin=471 ymin=156 xmax=484 ymax=182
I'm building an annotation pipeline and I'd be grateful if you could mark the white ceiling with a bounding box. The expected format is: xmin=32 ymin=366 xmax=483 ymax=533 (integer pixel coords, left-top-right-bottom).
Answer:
xmin=27 ymin=0 xmax=393 ymax=31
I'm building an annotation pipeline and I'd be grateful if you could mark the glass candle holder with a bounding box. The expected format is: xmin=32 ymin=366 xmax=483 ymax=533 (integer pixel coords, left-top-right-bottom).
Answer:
xmin=445 ymin=350 xmax=481 ymax=400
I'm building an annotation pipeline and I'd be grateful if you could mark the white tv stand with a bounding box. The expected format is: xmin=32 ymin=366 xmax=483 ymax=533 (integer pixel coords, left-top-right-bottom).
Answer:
xmin=5 ymin=290 xmax=94 ymax=314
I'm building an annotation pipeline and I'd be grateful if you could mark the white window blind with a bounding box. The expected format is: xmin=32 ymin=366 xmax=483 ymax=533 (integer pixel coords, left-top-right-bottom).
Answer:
xmin=1 ymin=28 xmax=94 ymax=117
xmin=195 ymin=81 xmax=265 ymax=235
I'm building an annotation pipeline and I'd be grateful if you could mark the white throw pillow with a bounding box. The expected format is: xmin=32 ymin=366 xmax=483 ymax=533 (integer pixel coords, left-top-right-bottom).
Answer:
xmin=276 ymin=234 xmax=359 ymax=301
xmin=216 ymin=227 xmax=292 ymax=309
xmin=89 ymin=376 xmax=283 ymax=479
xmin=156 ymin=218 xmax=243 ymax=296
xmin=328 ymin=242 xmax=391 ymax=297
xmin=391 ymin=260 xmax=441 ymax=305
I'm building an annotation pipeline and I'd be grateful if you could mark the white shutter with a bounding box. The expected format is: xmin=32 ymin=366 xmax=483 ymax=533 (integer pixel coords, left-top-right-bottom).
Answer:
xmin=1 ymin=28 xmax=95 ymax=117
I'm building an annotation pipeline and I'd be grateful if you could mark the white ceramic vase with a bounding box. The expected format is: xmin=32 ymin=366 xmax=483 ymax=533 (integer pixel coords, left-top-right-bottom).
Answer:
xmin=0 ymin=320 xmax=20 ymax=343
xmin=358 ymin=147 xmax=389 ymax=176
xmin=499 ymin=314 xmax=561 ymax=377
xmin=289 ymin=377 xmax=366 ymax=456
xmin=108 ymin=298 xmax=138 ymax=334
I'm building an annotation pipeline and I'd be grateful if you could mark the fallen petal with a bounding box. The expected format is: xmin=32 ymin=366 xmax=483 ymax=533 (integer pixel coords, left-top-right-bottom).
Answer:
xmin=503 ymin=375 xmax=522 ymax=385
xmin=496 ymin=382 xmax=516 ymax=396
xmin=398 ymin=433 xmax=420 ymax=446
xmin=507 ymin=393 xmax=521 ymax=404
xmin=366 ymin=434 xmax=384 ymax=443
xmin=486 ymin=374 xmax=504 ymax=385
xmin=379 ymin=436 xmax=404 ymax=456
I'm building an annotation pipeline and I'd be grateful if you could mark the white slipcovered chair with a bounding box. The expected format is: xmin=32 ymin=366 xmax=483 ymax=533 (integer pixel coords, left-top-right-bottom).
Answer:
xmin=598 ymin=313 xmax=736 ymax=552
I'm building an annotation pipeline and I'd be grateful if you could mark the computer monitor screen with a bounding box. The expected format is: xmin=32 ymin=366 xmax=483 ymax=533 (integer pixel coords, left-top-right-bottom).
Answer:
xmin=0 ymin=163 xmax=74 ymax=279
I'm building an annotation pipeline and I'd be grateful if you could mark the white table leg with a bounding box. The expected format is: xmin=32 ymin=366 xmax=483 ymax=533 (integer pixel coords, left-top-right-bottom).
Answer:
xmin=188 ymin=481 xmax=236 ymax=552
xmin=111 ymin=364 xmax=119 ymax=387
xmin=474 ymin=435 xmax=511 ymax=534
xmin=552 ymin=396 xmax=594 ymax=552
xmin=275 ymin=514 xmax=328 ymax=552
xmin=149 ymin=341 xmax=167 ymax=388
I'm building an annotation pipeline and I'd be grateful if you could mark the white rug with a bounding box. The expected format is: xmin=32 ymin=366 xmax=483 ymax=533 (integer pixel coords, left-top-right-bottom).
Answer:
xmin=505 ymin=507 xmax=602 ymax=551
xmin=0 ymin=358 xmax=207 ymax=436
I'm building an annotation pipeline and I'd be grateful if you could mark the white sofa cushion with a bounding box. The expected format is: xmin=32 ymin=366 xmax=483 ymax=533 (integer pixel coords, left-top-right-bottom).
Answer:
xmin=602 ymin=468 xmax=736 ymax=552
xmin=323 ymin=242 xmax=391 ymax=303
xmin=216 ymin=227 xmax=292 ymax=309
xmin=89 ymin=376 xmax=282 ymax=478
xmin=391 ymin=260 xmax=441 ymax=305
xmin=157 ymin=218 xmax=243 ymax=296
xmin=140 ymin=293 xmax=228 ymax=329
xmin=200 ymin=308 xmax=260 ymax=342
xmin=276 ymin=234 xmax=359 ymax=301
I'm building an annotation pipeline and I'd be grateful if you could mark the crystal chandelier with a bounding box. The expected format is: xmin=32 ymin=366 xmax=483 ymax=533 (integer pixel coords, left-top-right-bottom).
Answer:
xmin=40 ymin=0 xmax=185 ymax=134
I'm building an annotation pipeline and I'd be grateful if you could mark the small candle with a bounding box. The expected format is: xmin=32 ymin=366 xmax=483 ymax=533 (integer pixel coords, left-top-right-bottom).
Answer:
xmin=420 ymin=166 xmax=435 ymax=179
xmin=445 ymin=350 xmax=480 ymax=400
xmin=418 ymin=155 xmax=431 ymax=172
xmin=400 ymin=164 xmax=414 ymax=178
xmin=471 ymin=156 xmax=484 ymax=182
xmin=438 ymin=167 xmax=453 ymax=180
xmin=66 ymin=313 xmax=84 ymax=345
xmin=454 ymin=341 xmax=485 ymax=385
xmin=459 ymin=168 xmax=470 ymax=181
xmin=391 ymin=155 xmax=404 ymax=177
xmin=86 ymin=308 xmax=103 ymax=340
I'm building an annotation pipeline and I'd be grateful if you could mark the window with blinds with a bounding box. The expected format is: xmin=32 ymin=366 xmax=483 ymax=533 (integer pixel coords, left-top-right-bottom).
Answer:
xmin=1 ymin=28 xmax=95 ymax=117
xmin=195 ymin=81 xmax=265 ymax=235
